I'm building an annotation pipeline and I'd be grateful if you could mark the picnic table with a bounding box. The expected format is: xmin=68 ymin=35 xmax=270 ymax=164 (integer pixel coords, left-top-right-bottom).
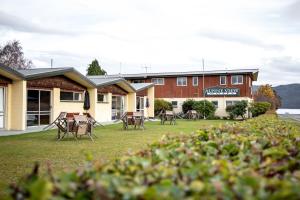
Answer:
xmin=186 ymin=110 xmax=199 ymax=120
xmin=159 ymin=110 xmax=176 ymax=125
xmin=45 ymin=112 xmax=96 ymax=141
xmin=121 ymin=112 xmax=145 ymax=130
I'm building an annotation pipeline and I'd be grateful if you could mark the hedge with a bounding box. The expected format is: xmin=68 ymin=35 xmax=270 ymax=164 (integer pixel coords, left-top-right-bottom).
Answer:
xmin=249 ymin=102 xmax=272 ymax=117
xmin=182 ymin=99 xmax=216 ymax=118
xmin=10 ymin=115 xmax=300 ymax=199
xmin=154 ymin=99 xmax=172 ymax=116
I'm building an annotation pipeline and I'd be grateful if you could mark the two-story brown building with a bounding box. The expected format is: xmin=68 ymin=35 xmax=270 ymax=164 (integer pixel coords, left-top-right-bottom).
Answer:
xmin=105 ymin=69 xmax=258 ymax=117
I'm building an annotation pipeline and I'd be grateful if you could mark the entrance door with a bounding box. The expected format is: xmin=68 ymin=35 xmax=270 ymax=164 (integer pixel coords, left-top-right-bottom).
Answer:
xmin=136 ymin=96 xmax=144 ymax=113
xmin=112 ymin=95 xmax=124 ymax=120
xmin=27 ymin=90 xmax=51 ymax=127
xmin=0 ymin=87 xmax=4 ymax=129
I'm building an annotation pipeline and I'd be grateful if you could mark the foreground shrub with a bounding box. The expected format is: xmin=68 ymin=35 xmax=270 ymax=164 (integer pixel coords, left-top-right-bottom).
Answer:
xmin=10 ymin=115 xmax=300 ymax=199
xmin=154 ymin=99 xmax=172 ymax=115
xmin=226 ymin=100 xmax=248 ymax=119
xmin=250 ymin=101 xmax=271 ymax=117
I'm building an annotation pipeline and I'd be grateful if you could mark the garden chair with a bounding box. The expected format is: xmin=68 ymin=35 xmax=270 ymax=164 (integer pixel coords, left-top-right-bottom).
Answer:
xmin=121 ymin=112 xmax=145 ymax=130
xmin=187 ymin=110 xmax=198 ymax=120
xmin=74 ymin=115 xmax=94 ymax=141
xmin=43 ymin=112 xmax=67 ymax=131
xmin=83 ymin=113 xmax=104 ymax=128
xmin=159 ymin=110 xmax=176 ymax=125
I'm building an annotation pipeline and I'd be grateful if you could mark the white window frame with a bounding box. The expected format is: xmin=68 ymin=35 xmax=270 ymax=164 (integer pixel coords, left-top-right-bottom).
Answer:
xmin=211 ymin=101 xmax=218 ymax=108
xmin=60 ymin=91 xmax=83 ymax=102
xmin=171 ymin=101 xmax=178 ymax=108
xmin=151 ymin=78 xmax=164 ymax=85
xmin=192 ymin=77 xmax=198 ymax=86
xmin=220 ymin=76 xmax=227 ymax=85
xmin=97 ymin=93 xmax=108 ymax=103
xmin=249 ymin=77 xmax=251 ymax=87
xmin=177 ymin=77 xmax=187 ymax=86
xmin=226 ymin=100 xmax=240 ymax=107
xmin=231 ymin=75 xmax=243 ymax=85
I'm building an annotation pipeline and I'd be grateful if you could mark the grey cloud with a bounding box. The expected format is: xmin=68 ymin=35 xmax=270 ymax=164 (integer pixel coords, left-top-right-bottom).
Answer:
xmin=0 ymin=10 xmax=75 ymax=35
xmin=197 ymin=30 xmax=284 ymax=50
xmin=284 ymin=0 xmax=300 ymax=20
xmin=0 ymin=10 xmax=131 ymax=42
xmin=266 ymin=56 xmax=300 ymax=73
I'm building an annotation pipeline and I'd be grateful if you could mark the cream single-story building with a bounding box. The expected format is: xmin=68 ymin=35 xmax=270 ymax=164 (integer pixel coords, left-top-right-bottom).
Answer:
xmin=0 ymin=64 xmax=154 ymax=131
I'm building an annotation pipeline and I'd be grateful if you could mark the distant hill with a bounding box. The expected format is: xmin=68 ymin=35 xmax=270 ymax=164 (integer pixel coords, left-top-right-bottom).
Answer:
xmin=253 ymin=84 xmax=300 ymax=109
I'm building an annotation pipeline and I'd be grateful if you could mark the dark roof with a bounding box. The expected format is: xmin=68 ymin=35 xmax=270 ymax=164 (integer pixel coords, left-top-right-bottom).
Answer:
xmin=88 ymin=76 xmax=124 ymax=86
xmin=0 ymin=64 xmax=25 ymax=79
xmin=130 ymin=83 xmax=154 ymax=92
xmin=106 ymin=69 xmax=259 ymax=80
xmin=17 ymin=67 xmax=96 ymax=87
xmin=88 ymin=76 xmax=136 ymax=92
xmin=17 ymin=68 xmax=70 ymax=77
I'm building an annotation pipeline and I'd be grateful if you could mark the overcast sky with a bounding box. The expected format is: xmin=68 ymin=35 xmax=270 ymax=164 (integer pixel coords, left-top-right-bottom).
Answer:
xmin=1 ymin=0 xmax=300 ymax=85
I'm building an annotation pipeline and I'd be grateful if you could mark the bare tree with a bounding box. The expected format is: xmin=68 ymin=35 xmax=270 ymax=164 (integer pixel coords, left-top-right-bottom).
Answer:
xmin=0 ymin=40 xmax=33 ymax=69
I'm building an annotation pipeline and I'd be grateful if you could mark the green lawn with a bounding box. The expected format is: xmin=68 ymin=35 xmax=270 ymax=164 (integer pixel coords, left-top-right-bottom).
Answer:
xmin=0 ymin=119 xmax=229 ymax=198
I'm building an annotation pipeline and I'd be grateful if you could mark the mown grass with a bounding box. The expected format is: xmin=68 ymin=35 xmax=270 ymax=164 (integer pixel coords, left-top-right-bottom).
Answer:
xmin=0 ymin=119 xmax=229 ymax=198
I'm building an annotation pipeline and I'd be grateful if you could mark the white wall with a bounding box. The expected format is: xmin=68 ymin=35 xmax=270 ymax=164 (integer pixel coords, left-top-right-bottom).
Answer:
xmin=161 ymin=97 xmax=253 ymax=117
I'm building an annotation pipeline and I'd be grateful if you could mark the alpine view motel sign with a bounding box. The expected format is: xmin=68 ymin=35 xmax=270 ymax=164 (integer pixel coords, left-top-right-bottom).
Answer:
xmin=204 ymin=87 xmax=240 ymax=96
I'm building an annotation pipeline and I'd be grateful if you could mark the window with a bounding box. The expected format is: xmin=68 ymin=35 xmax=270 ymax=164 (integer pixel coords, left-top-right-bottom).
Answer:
xmin=231 ymin=75 xmax=243 ymax=85
xmin=60 ymin=91 xmax=83 ymax=101
xmin=97 ymin=94 xmax=108 ymax=102
xmin=192 ymin=77 xmax=198 ymax=86
xmin=74 ymin=92 xmax=82 ymax=101
xmin=220 ymin=76 xmax=227 ymax=85
xmin=226 ymin=101 xmax=240 ymax=107
xmin=171 ymin=101 xmax=178 ymax=108
xmin=152 ymin=78 xmax=164 ymax=85
xmin=132 ymin=80 xmax=145 ymax=83
xmin=177 ymin=77 xmax=187 ymax=86
xmin=211 ymin=101 xmax=218 ymax=108
xmin=136 ymin=96 xmax=145 ymax=112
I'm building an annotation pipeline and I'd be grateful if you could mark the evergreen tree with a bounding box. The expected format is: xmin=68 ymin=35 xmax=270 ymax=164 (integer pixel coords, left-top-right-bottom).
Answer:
xmin=86 ymin=59 xmax=107 ymax=75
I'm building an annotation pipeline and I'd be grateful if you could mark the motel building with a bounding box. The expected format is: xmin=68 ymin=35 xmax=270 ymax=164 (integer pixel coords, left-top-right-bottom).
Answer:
xmin=107 ymin=69 xmax=259 ymax=117
xmin=0 ymin=64 xmax=154 ymax=131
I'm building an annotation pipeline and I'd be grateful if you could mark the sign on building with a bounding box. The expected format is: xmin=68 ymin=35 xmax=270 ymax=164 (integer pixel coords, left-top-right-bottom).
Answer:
xmin=204 ymin=87 xmax=240 ymax=96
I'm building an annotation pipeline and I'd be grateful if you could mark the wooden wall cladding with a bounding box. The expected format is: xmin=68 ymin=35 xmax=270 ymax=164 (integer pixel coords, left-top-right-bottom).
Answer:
xmin=0 ymin=74 xmax=12 ymax=86
xmin=129 ymin=74 xmax=253 ymax=98
xmin=27 ymin=75 xmax=86 ymax=91
xmin=97 ymin=84 xmax=128 ymax=95
xmin=136 ymin=89 xmax=147 ymax=97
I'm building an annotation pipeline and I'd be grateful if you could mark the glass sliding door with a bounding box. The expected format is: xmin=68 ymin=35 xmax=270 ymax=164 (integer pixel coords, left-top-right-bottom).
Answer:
xmin=0 ymin=87 xmax=4 ymax=129
xmin=136 ymin=96 xmax=144 ymax=113
xmin=27 ymin=90 xmax=51 ymax=127
xmin=111 ymin=95 xmax=124 ymax=120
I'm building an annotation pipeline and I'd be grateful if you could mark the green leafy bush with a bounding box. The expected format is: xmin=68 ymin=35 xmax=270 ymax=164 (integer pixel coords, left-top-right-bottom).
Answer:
xmin=249 ymin=102 xmax=271 ymax=117
xmin=192 ymin=100 xmax=216 ymax=118
xmin=182 ymin=99 xmax=216 ymax=118
xmin=182 ymin=99 xmax=196 ymax=114
xmin=226 ymin=100 xmax=248 ymax=119
xmin=154 ymin=99 xmax=172 ymax=115
xmin=10 ymin=115 xmax=300 ymax=199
